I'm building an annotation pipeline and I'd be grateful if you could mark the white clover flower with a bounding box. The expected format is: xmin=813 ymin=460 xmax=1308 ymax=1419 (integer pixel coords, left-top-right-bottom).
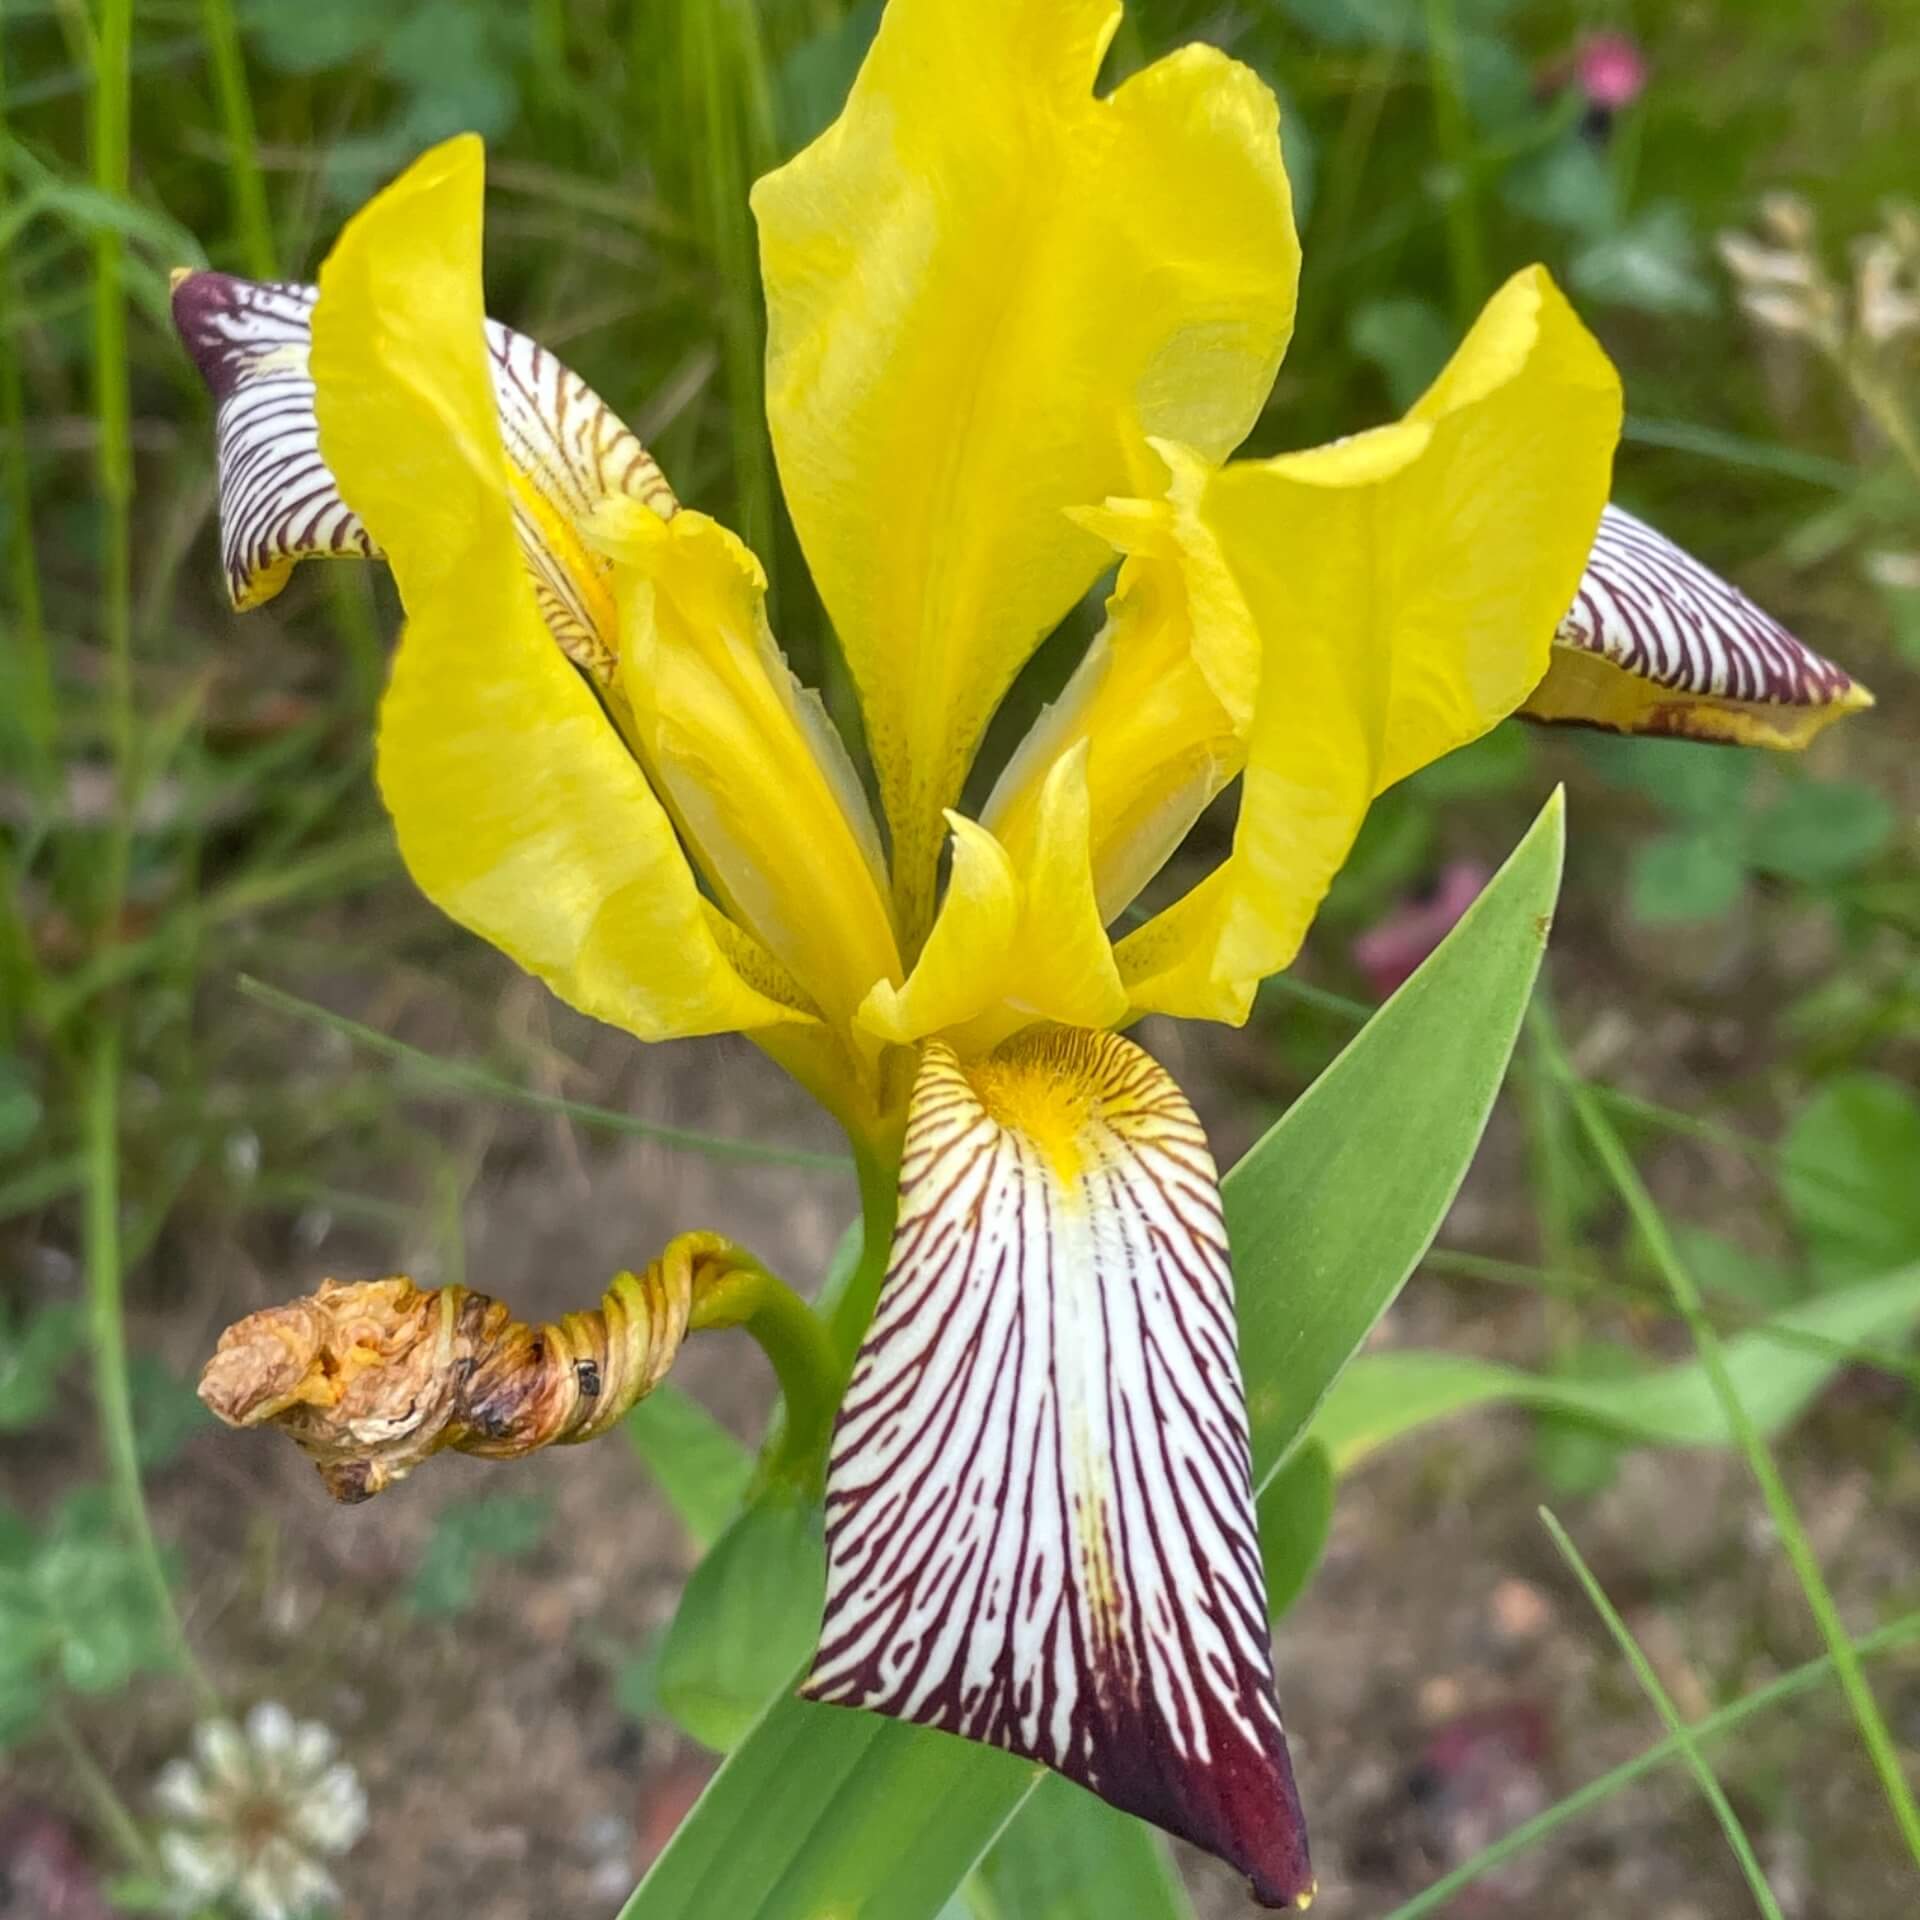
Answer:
xmin=154 ymin=1702 xmax=367 ymax=1920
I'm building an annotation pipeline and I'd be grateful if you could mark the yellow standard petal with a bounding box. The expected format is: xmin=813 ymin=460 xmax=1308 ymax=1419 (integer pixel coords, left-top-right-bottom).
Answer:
xmin=589 ymin=497 xmax=901 ymax=1031
xmin=983 ymin=497 xmax=1242 ymax=929
xmin=311 ymin=136 xmax=803 ymax=1041
xmin=753 ymin=0 xmax=1299 ymax=939
xmin=1114 ymin=266 xmax=1622 ymax=1022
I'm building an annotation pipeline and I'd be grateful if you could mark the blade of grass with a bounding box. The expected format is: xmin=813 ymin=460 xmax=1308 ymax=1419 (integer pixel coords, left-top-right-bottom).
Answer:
xmin=682 ymin=0 xmax=777 ymax=582
xmin=1380 ymin=1612 xmax=1920 ymax=1920
xmin=1423 ymin=0 xmax=1484 ymax=329
xmin=0 ymin=29 xmax=54 ymax=795
xmin=90 ymin=0 xmax=135 ymax=924
xmin=0 ymin=1153 xmax=88 ymax=1221
xmin=198 ymin=0 xmax=274 ymax=278
xmin=1261 ymin=971 xmax=1860 ymax=1199
xmin=1423 ymin=1245 xmax=1920 ymax=1393
xmin=235 ymin=975 xmax=850 ymax=1170
xmin=1541 ymin=1507 xmax=1784 ymax=1919
xmin=85 ymin=1028 xmax=218 ymax=1714
xmin=1621 ymin=417 xmax=1855 ymax=491
xmin=37 ymin=829 xmax=400 ymax=1029
xmin=1539 ymin=1004 xmax=1920 ymax=1868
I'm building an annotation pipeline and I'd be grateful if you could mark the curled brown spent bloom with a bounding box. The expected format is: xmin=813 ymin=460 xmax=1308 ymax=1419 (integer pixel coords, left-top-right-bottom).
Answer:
xmin=199 ymin=1231 xmax=751 ymax=1501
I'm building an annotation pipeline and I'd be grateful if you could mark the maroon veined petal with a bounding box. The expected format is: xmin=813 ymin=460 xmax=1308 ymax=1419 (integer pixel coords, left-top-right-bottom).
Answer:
xmin=170 ymin=272 xmax=377 ymax=612
xmin=1522 ymin=503 xmax=1872 ymax=748
xmin=170 ymin=268 xmax=678 ymax=679
xmin=808 ymin=1029 xmax=1314 ymax=1910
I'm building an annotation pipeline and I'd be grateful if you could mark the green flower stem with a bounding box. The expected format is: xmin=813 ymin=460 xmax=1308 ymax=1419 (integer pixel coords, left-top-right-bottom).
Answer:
xmin=198 ymin=0 xmax=275 ymax=279
xmin=691 ymin=1249 xmax=844 ymax=1491
xmin=84 ymin=1030 xmax=220 ymax=1716
xmin=1542 ymin=1508 xmax=1785 ymax=1920
xmin=827 ymin=1135 xmax=902 ymax=1366
xmin=1381 ymin=1611 xmax=1920 ymax=1920
xmin=1538 ymin=1008 xmax=1920 ymax=1869
xmin=45 ymin=1701 xmax=158 ymax=1877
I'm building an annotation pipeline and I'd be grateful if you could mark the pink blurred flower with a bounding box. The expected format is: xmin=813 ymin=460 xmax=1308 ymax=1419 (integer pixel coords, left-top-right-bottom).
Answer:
xmin=1575 ymin=32 xmax=1648 ymax=114
xmin=1351 ymin=859 xmax=1491 ymax=999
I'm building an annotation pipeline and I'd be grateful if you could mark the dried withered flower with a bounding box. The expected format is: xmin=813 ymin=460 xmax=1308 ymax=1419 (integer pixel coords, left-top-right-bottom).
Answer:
xmin=199 ymin=1232 xmax=750 ymax=1501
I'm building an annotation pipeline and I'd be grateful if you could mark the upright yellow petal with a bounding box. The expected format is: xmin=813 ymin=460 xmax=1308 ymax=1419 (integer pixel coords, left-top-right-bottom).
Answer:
xmin=311 ymin=137 xmax=803 ymax=1042
xmin=754 ymin=0 xmax=1298 ymax=940
xmin=983 ymin=501 xmax=1241 ymax=928
xmin=1114 ymin=267 xmax=1621 ymax=1022
xmin=856 ymin=814 xmax=1019 ymax=1046
xmin=590 ymin=498 xmax=901 ymax=1030
xmin=859 ymin=746 xmax=1126 ymax=1051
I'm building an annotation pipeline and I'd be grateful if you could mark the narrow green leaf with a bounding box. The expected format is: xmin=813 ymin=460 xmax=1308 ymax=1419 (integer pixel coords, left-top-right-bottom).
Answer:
xmin=237 ymin=976 xmax=849 ymax=1170
xmin=971 ymin=1774 xmax=1192 ymax=1920
xmin=619 ymin=793 xmax=1566 ymax=1920
xmin=0 ymin=1304 xmax=85 ymax=1432
xmin=619 ymin=1695 xmax=1038 ymax=1920
xmin=1235 ymin=790 xmax=1565 ymax=1480
xmin=1314 ymin=1264 xmax=1920 ymax=1473
xmin=1541 ymin=1510 xmax=1785 ymax=1920
xmin=1257 ymin=1440 xmax=1334 ymax=1623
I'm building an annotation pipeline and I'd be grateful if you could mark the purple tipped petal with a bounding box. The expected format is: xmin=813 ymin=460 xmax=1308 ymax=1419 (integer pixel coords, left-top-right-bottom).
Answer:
xmin=1525 ymin=503 xmax=1871 ymax=747
xmin=171 ymin=272 xmax=376 ymax=612
xmin=809 ymin=1030 xmax=1313 ymax=1909
xmin=170 ymin=267 xmax=676 ymax=677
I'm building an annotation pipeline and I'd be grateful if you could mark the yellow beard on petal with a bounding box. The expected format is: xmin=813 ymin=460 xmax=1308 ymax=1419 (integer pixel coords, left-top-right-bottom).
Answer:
xmin=964 ymin=1035 xmax=1104 ymax=1185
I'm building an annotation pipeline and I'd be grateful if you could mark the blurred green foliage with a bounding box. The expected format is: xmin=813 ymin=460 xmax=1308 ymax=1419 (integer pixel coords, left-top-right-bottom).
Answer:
xmin=405 ymin=1488 xmax=550 ymax=1616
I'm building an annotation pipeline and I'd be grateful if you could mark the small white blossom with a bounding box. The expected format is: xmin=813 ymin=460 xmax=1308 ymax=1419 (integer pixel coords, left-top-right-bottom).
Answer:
xmin=154 ymin=1702 xmax=367 ymax=1920
xmin=1855 ymin=236 xmax=1920 ymax=346
xmin=1716 ymin=229 xmax=1815 ymax=291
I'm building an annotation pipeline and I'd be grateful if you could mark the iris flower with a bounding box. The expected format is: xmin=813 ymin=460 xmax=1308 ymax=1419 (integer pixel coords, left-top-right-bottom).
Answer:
xmin=173 ymin=0 xmax=1867 ymax=1904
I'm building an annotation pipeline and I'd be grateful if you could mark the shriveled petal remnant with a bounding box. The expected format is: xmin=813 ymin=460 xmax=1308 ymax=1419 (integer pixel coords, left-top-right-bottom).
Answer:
xmin=199 ymin=1235 xmax=745 ymax=1501
xmin=1523 ymin=504 xmax=1872 ymax=747
xmin=810 ymin=1030 xmax=1312 ymax=1910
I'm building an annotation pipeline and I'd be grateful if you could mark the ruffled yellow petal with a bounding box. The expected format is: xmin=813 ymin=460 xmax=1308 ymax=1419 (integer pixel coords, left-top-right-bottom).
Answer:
xmin=856 ymin=815 xmax=1017 ymax=1047
xmin=312 ymin=136 xmax=803 ymax=1042
xmin=589 ymin=499 xmax=901 ymax=1030
xmin=859 ymin=745 xmax=1126 ymax=1051
xmin=1114 ymin=266 xmax=1621 ymax=1022
xmin=983 ymin=500 xmax=1240 ymax=928
xmin=753 ymin=0 xmax=1299 ymax=939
